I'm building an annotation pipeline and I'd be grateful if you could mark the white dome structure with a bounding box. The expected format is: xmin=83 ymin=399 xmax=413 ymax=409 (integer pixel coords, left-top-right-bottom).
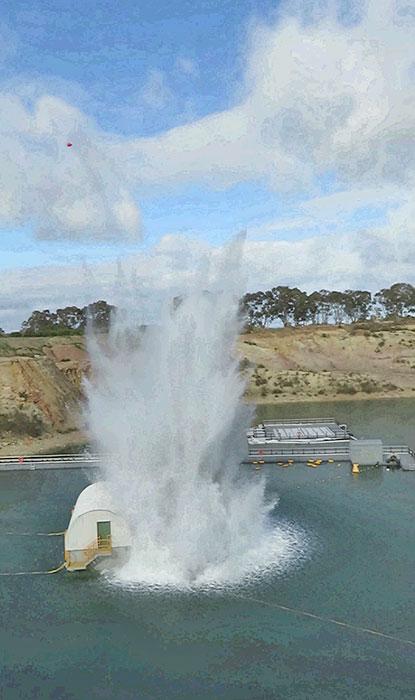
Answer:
xmin=64 ymin=482 xmax=132 ymax=572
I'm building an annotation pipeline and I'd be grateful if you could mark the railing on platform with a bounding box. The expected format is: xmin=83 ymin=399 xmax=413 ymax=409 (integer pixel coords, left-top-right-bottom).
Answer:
xmin=65 ymin=536 xmax=112 ymax=570
xmin=0 ymin=453 xmax=101 ymax=465
xmin=97 ymin=536 xmax=112 ymax=551
xmin=262 ymin=417 xmax=336 ymax=425
xmin=383 ymin=445 xmax=415 ymax=458
xmin=248 ymin=445 xmax=349 ymax=457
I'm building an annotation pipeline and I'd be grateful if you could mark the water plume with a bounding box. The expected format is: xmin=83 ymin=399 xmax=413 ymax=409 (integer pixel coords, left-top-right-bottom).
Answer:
xmin=85 ymin=237 xmax=304 ymax=589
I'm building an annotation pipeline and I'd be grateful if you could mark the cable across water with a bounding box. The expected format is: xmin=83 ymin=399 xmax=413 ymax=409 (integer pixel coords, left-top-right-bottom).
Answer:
xmin=0 ymin=562 xmax=65 ymax=576
xmin=234 ymin=593 xmax=415 ymax=648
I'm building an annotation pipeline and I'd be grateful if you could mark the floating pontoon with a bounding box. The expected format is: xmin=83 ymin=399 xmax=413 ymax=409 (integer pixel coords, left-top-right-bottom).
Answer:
xmin=246 ymin=417 xmax=376 ymax=465
xmin=247 ymin=417 xmax=356 ymax=445
xmin=246 ymin=416 xmax=415 ymax=468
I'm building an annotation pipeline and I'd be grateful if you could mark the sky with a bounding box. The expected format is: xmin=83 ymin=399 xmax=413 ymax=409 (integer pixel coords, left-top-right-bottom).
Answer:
xmin=1 ymin=0 xmax=415 ymax=328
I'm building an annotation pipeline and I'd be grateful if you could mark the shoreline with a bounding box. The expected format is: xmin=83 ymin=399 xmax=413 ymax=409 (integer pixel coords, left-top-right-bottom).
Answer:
xmin=2 ymin=393 xmax=415 ymax=457
xmin=0 ymin=430 xmax=87 ymax=458
xmin=246 ymin=390 xmax=415 ymax=405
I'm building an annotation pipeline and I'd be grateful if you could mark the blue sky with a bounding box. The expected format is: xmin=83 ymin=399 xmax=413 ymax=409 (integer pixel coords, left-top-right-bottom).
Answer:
xmin=0 ymin=0 xmax=414 ymax=327
xmin=2 ymin=0 xmax=279 ymax=132
xmin=0 ymin=0 xmax=284 ymax=269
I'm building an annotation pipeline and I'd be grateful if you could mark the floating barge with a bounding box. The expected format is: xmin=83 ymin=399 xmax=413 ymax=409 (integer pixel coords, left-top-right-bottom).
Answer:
xmin=245 ymin=417 xmax=415 ymax=469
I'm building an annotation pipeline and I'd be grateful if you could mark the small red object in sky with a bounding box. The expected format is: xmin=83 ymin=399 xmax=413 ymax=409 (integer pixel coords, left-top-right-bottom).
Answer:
xmin=66 ymin=142 xmax=73 ymax=147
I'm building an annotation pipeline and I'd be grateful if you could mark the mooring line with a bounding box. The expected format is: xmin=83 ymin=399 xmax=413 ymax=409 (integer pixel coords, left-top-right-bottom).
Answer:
xmin=0 ymin=562 xmax=65 ymax=577
xmin=234 ymin=594 xmax=415 ymax=647
xmin=2 ymin=531 xmax=65 ymax=537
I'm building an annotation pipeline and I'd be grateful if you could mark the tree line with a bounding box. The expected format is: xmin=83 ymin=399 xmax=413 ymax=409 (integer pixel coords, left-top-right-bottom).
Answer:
xmin=1 ymin=282 xmax=414 ymax=336
xmin=241 ymin=283 xmax=415 ymax=328
xmin=0 ymin=300 xmax=115 ymax=337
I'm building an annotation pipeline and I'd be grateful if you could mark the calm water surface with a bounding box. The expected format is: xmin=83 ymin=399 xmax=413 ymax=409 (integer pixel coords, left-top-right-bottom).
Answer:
xmin=0 ymin=399 xmax=414 ymax=699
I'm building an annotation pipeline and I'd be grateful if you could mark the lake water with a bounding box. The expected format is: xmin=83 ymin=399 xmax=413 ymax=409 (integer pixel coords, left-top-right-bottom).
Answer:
xmin=0 ymin=399 xmax=414 ymax=699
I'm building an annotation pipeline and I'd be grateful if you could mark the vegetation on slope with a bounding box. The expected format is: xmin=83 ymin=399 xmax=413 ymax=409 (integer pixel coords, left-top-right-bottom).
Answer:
xmin=1 ymin=318 xmax=415 ymax=453
xmin=0 ymin=336 xmax=88 ymax=453
xmin=238 ymin=320 xmax=415 ymax=403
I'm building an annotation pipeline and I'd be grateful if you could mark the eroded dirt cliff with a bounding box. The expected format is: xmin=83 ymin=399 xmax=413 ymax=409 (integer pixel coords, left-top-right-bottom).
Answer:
xmin=2 ymin=320 xmax=415 ymax=454
xmin=239 ymin=320 xmax=415 ymax=403
xmin=0 ymin=336 xmax=89 ymax=454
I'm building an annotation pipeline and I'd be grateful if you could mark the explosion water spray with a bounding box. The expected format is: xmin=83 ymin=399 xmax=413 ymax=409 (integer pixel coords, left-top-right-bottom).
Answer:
xmin=85 ymin=237 xmax=304 ymax=588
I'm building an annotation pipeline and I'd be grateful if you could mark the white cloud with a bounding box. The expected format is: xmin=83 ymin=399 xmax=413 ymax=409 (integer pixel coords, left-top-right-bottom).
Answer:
xmin=1 ymin=0 xmax=415 ymax=242
xmin=139 ymin=69 xmax=173 ymax=109
xmin=247 ymin=185 xmax=406 ymax=240
xmin=0 ymin=94 xmax=141 ymax=240
xmin=129 ymin=0 xmax=415 ymax=197
xmin=248 ymin=216 xmax=313 ymax=238
xmin=2 ymin=203 xmax=415 ymax=330
xmin=300 ymin=187 xmax=404 ymax=217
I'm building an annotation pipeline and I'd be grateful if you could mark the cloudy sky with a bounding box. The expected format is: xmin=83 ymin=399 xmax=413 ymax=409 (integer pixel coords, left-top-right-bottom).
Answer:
xmin=1 ymin=0 xmax=415 ymax=328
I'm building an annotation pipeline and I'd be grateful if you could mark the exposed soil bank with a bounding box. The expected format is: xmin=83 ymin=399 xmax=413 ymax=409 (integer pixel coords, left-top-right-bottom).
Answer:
xmin=238 ymin=320 xmax=415 ymax=404
xmin=1 ymin=320 xmax=415 ymax=453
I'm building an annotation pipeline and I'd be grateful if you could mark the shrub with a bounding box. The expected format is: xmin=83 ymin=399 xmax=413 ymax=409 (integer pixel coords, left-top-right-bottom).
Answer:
xmin=0 ymin=411 xmax=44 ymax=437
xmin=360 ymin=380 xmax=378 ymax=394
xmin=239 ymin=357 xmax=251 ymax=371
xmin=336 ymin=383 xmax=357 ymax=395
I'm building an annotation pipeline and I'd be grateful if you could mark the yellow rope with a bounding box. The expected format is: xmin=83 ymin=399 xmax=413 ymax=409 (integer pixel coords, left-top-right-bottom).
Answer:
xmin=0 ymin=530 xmax=66 ymax=575
xmin=0 ymin=562 xmax=65 ymax=576
xmin=235 ymin=594 xmax=415 ymax=647
xmin=3 ymin=531 xmax=65 ymax=537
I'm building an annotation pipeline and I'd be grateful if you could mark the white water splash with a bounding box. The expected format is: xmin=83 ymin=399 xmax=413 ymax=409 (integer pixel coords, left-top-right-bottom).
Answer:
xmin=85 ymin=237 xmax=306 ymax=589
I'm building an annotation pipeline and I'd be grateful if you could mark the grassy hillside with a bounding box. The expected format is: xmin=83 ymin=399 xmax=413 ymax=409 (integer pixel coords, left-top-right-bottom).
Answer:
xmin=1 ymin=320 xmax=415 ymax=454
xmin=238 ymin=320 xmax=415 ymax=403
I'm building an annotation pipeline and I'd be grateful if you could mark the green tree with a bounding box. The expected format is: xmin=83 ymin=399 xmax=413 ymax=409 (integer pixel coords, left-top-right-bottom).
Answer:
xmin=268 ymin=286 xmax=294 ymax=326
xmin=56 ymin=306 xmax=84 ymax=331
xmin=241 ymin=291 xmax=271 ymax=327
xmin=374 ymin=283 xmax=415 ymax=318
xmin=21 ymin=309 xmax=58 ymax=335
xmin=344 ymin=290 xmax=372 ymax=322
xmin=327 ymin=291 xmax=347 ymax=324
xmin=83 ymin=300 xmax=115 ymax=331
xmin=315 ymin=289 xmax=332 ymax=324
xmin=290 ymin=289 xmax=310 ymax=325
xmin=306 ymin=291 xmax=323 ymax=324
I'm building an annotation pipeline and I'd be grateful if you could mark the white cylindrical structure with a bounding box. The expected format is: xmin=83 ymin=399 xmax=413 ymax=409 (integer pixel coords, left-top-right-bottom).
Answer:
xmin=64 ymin=482 xmax=132 ymax=571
